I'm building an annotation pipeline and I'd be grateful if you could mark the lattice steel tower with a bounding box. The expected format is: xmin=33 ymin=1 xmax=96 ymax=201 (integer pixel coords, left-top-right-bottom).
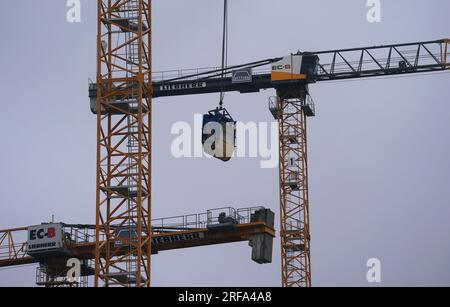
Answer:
xmin=94 ymin=0 xmax=152 ymax=287
xmin=271 ymin=86 xmax=314 ymax=287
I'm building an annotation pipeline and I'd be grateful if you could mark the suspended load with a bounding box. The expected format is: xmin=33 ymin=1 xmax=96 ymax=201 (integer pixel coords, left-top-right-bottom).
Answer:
xmin=202 ymin=108 xmax=236 ymax=162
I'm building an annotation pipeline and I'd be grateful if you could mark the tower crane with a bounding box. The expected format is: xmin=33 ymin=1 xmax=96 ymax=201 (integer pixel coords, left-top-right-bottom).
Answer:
xmin=0 ymin=0 xmax=448 ymax=288
xmin=90 ymin=33 xmax=449 ymax=287
xmin=88 ymin=0 xmax=449 ymax=288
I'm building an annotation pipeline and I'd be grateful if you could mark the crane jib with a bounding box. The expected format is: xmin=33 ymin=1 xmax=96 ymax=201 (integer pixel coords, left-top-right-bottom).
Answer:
xmin=89 ymin=39 xmax=449 ymax=103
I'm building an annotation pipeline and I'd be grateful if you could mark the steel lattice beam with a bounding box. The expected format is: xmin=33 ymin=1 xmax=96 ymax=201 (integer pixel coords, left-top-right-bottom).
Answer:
xmin=314 ymin=39 xmax=450 ymax=81
xmin=95 ymin=0 xmax=152 ymax=287
xmin=277 ymin=87 xmax=312 ymax=287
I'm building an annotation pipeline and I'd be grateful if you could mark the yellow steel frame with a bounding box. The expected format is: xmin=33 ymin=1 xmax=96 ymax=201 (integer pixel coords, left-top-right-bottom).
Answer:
xmin=277 ymin=88 xmax=312 ymax=287
xmin=95 ymin=0 xmax=152 ymax=287
xmin=0 ymin=227 xmax=28 ymax=264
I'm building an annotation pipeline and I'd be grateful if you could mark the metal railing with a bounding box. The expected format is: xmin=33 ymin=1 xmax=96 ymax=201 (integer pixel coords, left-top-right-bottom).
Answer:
xmin=152 ymin=66 xmax=270 ymax=83
xmin=151 ymin=206 xmax=265 ymax=232
xmin=63 ymin=225 xmax=96 ymax=245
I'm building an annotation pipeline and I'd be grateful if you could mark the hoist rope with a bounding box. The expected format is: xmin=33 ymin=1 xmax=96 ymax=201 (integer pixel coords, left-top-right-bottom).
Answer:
xmin=219 ymin=0 xmax=228 ymax=109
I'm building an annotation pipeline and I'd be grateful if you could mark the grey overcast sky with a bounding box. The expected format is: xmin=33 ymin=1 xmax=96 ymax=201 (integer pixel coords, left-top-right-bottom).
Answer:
xmin=0 ymin=0 xmax=449 ymax=287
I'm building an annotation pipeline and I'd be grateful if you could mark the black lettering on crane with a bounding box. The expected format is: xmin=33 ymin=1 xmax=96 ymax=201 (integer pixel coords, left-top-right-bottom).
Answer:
xmin=30 ymin=230 xmax=37 ymax=240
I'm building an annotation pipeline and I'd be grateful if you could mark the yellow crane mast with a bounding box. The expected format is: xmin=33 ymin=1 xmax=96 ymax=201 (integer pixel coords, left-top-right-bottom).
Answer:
xmin=95 ymin=0 xmax=152 ymax=287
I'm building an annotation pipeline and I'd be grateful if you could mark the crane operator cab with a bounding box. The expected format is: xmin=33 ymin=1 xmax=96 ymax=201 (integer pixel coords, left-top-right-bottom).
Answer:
xmin=202 ymin=107 xmax=236 ymax=162
xmin=271 ymin=53 xmax=319 ymax=84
